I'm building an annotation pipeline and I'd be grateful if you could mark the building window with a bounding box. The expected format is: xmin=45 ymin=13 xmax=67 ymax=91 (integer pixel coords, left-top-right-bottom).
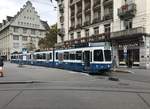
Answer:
xmin=13 ymin=43 xmax=19 ymax=48
xmin=13 ymin=35 xmax=19 ymax=40
xmin=94 ymin=27 xmax=99 ymax=35
xmin=22 ymin=36 xmax=28 ymax=41
xmin=124 ymin=20 xmax=132 ymax=30
xmin=23 ymin=28 xmax=27 ymax=34
xmin=13 ymin=27 xmax=19 ymax=33
xmin=77 ymin=32 xmax=81 ymax=39
xmin=70 ymin=33 xmax=74 ymax=40
xmin=85 ymin=29 xmax=89 ymax=37
xmin=31 ymin=29 xmax=35 ymax=35
xmin=104 ymin=24 xmax=111 ymax=33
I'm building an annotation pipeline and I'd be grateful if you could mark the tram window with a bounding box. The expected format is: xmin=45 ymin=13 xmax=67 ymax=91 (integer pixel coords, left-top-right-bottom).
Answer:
xmin=94 ymin=50 xmax=104 ymax=61
xmin=36 ymin=54 xmax=38 ymax=59
xmin=33 ymin=54 xmax=36 ymax=59
xmin=40 ymin=54 xmax=43 ymax=59
xmin=36 ymin=54 xmax=42 ymax=59
xmin=70 ymin=52 xmax=75 ymax=60
xmin=104 ymin=50 xmax=111 ymax=61
xmin=47 ymin=53 xmax=50 ymax=60
xmin=56 ymin=52 xmax=58 ymax=60
xmin=64 ymin=52 xmax=69 ymax=60
xmin=76 ymin=51 xmax=82 ymax=60
xmin=19 ymin=55 xmax=23 ymax=59
xmin=49 ymin=53 xmax=52 ymax=60
xmin=58 ymin=53 xmax=63 ymax=61
xmin=43 ymin=53 xmax=46 ymax=59
xmin=29 ymin=55 xmax=31 ymax=59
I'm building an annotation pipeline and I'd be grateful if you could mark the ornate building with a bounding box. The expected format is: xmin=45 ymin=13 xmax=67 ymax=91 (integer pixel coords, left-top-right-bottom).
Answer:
xmin=56 ymin=0 xmax=150 ymax=69
xmin=0 ymin=1 xmax=48 ymax=60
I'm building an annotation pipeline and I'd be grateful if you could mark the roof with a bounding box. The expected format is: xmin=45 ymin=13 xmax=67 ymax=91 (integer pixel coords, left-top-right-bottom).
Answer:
xmin=7 ymin=16 xmax=14 ymax=22
xmin=41 ymin=20 xmax=50 ymax=31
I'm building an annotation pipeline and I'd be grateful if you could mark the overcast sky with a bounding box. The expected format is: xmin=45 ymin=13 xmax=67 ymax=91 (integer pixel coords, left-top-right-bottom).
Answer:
xmin=0 ymin=0 xmax=57 ymax=26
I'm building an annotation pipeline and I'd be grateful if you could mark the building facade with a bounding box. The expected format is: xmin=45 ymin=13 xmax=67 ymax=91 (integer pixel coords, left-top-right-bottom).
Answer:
xmin=0 ymin=1 xmax=48 ymax=60
xmin=56 ymin=0 xmax=150 ymax=69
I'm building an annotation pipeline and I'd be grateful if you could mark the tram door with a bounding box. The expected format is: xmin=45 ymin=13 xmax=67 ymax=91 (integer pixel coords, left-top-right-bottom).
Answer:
xmin=83 ymin=51 xmax=91 ymax=71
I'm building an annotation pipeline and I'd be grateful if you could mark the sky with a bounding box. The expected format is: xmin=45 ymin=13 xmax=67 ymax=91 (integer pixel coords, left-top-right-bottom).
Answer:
xmin=0 ymin=0 xmax=57 ymax=26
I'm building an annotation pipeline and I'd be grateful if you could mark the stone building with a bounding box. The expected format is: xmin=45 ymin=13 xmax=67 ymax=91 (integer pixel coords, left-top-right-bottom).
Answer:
xmin=56 ymin=0 xmax=150 ymax=69
xmin=0 ymin=1 xmax=48 ymax=60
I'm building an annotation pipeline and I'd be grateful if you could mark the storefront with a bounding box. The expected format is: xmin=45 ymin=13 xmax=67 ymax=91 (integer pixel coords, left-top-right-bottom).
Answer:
xmin=111 ymin=27 xmax=150 ymax=69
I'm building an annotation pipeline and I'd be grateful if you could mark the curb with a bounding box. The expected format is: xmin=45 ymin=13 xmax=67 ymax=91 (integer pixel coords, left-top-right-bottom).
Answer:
xmin=0 ymin=81 xmax=37 ymax=84
xmin=111 ymin=69 xmax=135 ymax=74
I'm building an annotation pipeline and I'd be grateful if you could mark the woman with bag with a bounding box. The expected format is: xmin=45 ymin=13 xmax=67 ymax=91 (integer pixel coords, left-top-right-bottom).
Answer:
xmin=0 ymin=56 xmax=4 ymax=77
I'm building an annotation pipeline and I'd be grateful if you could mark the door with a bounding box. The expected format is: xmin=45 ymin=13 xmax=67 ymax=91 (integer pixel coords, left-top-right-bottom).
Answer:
xmin=83 ymin=51 xmax=90 ymax=71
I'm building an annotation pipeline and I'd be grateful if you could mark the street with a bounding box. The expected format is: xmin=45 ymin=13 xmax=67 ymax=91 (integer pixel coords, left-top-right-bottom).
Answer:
xmin=0 ymin=62 xmax=150 ymax=109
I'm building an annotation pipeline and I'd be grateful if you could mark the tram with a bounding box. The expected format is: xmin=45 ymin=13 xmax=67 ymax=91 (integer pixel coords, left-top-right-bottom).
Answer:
xmin=11 ymin=43 xmax=112 ymax=74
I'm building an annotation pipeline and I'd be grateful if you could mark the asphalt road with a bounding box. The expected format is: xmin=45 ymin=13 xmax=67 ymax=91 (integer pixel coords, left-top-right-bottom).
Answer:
xmin=0 ymin=62 xmax=150 ymax=109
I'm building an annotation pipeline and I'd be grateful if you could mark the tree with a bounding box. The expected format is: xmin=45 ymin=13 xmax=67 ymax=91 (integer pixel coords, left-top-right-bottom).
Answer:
xmin=38 ymin=24 xmax=57 ymax=50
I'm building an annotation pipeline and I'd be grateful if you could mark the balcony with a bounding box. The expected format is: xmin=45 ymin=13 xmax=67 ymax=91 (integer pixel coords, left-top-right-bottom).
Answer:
xmin=118 ymin=3 xmax=136 ymax=20
xmin=111 ymin=27 xmax=145 ymax=38
xmin=103 ymin=0 xmax=113 ymax=6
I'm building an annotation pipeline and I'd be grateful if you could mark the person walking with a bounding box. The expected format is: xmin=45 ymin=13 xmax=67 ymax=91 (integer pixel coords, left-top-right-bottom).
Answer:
xmin=112 ymin=56 xmax=117 ymax=71
xmin=0 ymin=56 xmax=4 ymax=77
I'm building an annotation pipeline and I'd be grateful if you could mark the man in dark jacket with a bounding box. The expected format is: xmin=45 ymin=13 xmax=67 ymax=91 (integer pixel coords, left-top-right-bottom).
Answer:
xmin=0 ymin=56 xmax=4 ymax=77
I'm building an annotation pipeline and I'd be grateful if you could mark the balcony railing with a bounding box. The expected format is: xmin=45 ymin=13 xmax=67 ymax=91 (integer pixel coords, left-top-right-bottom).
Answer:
xmin=111 ymin=27 xmax=145 ymax=38
xmin=118 ymin=3 xmax=136 ymax=20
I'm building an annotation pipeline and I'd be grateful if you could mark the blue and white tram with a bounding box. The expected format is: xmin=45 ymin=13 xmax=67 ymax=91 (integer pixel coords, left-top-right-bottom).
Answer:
xmin=10 ymin=45 xmax=112 ymax=74
xmin=11 ymin=53 xmax=23 ymax=64
xmin=32 ymin=51 xmax=53 ymax=67
xmin=54 ymin=46 xmax=112 ymax=73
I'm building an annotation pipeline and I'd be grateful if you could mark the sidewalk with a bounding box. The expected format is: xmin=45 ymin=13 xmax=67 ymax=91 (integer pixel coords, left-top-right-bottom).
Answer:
xmin=113 ymin=66 xmax=150 ymax=75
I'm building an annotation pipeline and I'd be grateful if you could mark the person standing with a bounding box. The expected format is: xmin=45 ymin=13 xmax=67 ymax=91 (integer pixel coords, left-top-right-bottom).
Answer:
xmin=0 ymin=56 xmax=4 ymax=77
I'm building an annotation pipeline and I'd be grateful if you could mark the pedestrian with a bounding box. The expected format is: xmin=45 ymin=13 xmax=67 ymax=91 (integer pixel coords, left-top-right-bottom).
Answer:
xmin=0 ymin=56 xmax=4 ymax=77
xmin=112 ymin=56 xmax=117 ymax=71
